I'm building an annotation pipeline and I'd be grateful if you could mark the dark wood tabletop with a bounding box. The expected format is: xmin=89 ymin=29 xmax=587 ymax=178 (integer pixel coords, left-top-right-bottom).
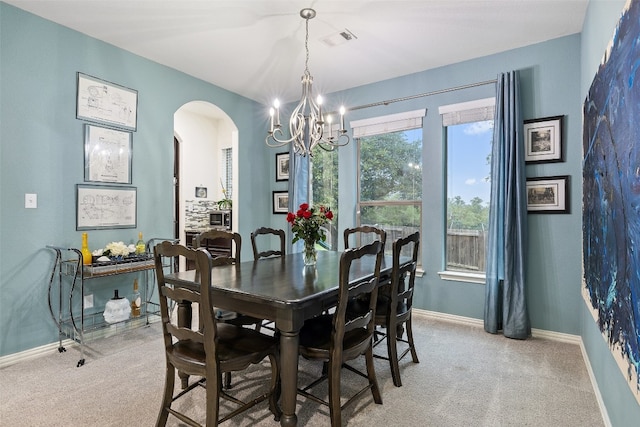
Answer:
xmin=164 ymin=250 xmax=392 ymax=427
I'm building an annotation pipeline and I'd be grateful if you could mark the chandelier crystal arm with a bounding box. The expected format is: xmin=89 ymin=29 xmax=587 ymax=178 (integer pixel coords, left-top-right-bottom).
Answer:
xmin=265 ymin=8 xmax=350 ymax=157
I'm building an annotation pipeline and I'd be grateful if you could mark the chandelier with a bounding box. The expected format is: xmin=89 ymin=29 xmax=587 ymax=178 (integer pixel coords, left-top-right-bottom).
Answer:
xmin=266 ymin=8 xmax=350 ymax=157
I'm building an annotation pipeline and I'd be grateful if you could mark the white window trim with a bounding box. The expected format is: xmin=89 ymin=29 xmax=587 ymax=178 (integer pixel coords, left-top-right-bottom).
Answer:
xmin=437 ymin=270 xmax=486 ymax=284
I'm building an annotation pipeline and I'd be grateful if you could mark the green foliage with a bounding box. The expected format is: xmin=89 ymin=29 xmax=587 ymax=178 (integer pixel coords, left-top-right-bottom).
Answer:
xmin=360 ymin=132 xmax=422 ymax=201
xmin=447 ymin=196 xmax=489 ymax=231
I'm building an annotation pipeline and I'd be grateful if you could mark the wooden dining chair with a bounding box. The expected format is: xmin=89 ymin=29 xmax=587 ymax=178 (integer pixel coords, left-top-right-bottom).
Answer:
xmin=195 ymin=230 xmax=267 ymax=389
xmin=297 ymin=240 xmax=384 ymax=427
xmin=343 ymin=225 xmax=387 ymax=251
xmin=372 ymin=231 xmax=421 ymax=387
xmin=251 ymin=226 xmax=286 ymax=260
xmin=194 ymin=230 xmax=263 ymax=327
xmin=250 ymin=227 xmax=285 ymax=333
xmin=153 ymin=241 xmax=281 ymax=427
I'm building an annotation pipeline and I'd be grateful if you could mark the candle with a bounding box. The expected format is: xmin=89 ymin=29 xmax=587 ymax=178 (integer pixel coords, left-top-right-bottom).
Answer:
xmin=269 ymin=107 xmax=274 ymax=133
xmin=316 ymin=95 xmax=323 ymax=122
xmin=273 ymin=99 xmax=281 ymax=127
xmin=339 ymin=106 xmax=346 ymax=131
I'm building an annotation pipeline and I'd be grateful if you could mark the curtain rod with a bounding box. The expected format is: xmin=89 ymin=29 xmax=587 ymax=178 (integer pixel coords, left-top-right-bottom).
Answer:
xmin=347 ymin=79 xmax=497 ymax=112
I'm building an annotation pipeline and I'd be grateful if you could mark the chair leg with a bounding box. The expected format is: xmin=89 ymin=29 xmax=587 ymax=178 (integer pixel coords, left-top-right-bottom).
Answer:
xmin=224 ymin=372 xmax=232 ymax=389
xmin=205 ymin=371 xmax=221 ymax=427
xmin=327 ymin=359 xmax=342 ymax=427
xmin=156 ymin=364 xmax=175 ymax=427
xmin=267 ymin=353 xmax=282 ymax=421
xmin=386 ymin=320 xmax=402 ymax=387
xmin=365 ymin=346 xmax=382 ymax=404
xmin=406 ymin=316 xmax=420 ymax=364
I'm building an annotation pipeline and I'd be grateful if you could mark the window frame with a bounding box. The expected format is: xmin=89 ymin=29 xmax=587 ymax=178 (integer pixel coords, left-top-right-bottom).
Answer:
xmin=353 ymin=110 xmax=425 ymax=265
xmin=437 ymin=98 xmax=494 ymax=284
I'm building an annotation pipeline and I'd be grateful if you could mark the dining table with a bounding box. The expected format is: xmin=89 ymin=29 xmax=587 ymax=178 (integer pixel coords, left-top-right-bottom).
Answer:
xmin=163 ymin=249 xmax=393 ymax=427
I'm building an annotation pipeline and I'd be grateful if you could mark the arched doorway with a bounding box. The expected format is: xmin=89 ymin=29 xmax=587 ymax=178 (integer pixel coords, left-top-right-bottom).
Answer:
xmin=174 ymin=101 xmax=239 ymax=250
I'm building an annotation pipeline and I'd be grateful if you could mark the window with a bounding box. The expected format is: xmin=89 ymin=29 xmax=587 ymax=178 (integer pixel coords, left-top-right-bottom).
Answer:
xmin=222 ymin=147 xmax=232 ymax=198
xmin=439 ymin=98 xmax=494 ymax=281
xmin=310 ymin=146 xmax=339 ymax=250
xmin=352 ymin=110 xmax=425 ymax=258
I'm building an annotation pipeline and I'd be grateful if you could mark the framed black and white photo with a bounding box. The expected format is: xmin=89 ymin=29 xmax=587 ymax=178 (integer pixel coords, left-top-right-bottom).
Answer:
xmin=76 ymin=72 xmax=138 ymax=131
xmin=76 ymin=184 xmax=137 ymax=230
xmin=276 ymin=152 xmax=290 ymax=182
xmin=526 ymin=176 xmax=569 ymax=213
xmin=524 ymin=115 xmax=563 ymax=163
xmin=84 ymin=124 xmax=132 ymax=184
xmin=195 ymin=187 xmax=207 ymax=198
xmin=272 ymin=191 xmax=289 ymax=214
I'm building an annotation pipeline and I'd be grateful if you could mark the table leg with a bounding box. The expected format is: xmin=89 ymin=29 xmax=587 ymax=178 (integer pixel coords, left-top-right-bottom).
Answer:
xmin=279 ymin=329 xmax=299 ymax=427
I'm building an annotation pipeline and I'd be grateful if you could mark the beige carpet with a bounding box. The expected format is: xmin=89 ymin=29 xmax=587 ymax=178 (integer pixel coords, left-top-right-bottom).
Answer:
xmin=0 ymin=313 xmax=605 ymax=426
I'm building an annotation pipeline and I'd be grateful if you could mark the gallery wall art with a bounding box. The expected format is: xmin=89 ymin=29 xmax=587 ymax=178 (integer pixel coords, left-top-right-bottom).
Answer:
xmin=582 ymin=0 xmax=640 ymax=404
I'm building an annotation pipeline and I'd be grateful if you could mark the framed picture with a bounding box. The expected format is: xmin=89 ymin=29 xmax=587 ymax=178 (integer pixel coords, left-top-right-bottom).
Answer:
xmin=195 ymin=187 xmax=207 ymax=198
xmin=76 ymin=72 xmax=138 ymax=132
xmin=272 ymin=191 xmax=289 ymax=214
xmin=84 ymin=124 xmax=132 ymax=184
xmin=523 ymin=115 xmax=563 ymax=163
xmin=76 ymin=184 xmax=137 ymax=230
xmin=276 ymin=152 xmax=290 ymax=182
xmin=526 ymin=176 xmax=569 ymax=213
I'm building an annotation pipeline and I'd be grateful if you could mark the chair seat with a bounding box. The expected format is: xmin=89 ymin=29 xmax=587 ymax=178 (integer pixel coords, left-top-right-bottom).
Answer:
xmin=170 ymin=323 xmax=278 ymax=370
xmin=299 ymin=314 xmax=371 ymax=357
xmin=347 ymin=295 xmax=408 ymax=319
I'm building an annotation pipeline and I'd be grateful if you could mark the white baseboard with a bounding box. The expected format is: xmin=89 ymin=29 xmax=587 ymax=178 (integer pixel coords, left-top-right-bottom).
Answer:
xmin=415 ymin=308 xmax=581 ymax=343
xmin=0 ymin=315 xmax=161 ymax=369
xmin=579 ymin=340 xmax=613 ymax=427
xmin=0 ymin=338 xmax=76 ymax=369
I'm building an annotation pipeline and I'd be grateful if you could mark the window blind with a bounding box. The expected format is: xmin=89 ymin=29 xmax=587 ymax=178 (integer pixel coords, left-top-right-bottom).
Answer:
xmin=222 ymin=147 xmax=232 ymax=198
xmin=438 ymin=97 xmax=495 ymax=126
xmin=350 ymin=109 xmax=427 ymax=138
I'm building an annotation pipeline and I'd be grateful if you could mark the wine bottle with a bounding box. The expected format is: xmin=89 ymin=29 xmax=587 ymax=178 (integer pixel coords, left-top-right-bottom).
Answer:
xmin=130 ymin=279 xmax=141 ymax=318
xmin=135 ymin=232 xmax=145 ymax=255
xmin=81 ymin=232 xmax=92 ymax=265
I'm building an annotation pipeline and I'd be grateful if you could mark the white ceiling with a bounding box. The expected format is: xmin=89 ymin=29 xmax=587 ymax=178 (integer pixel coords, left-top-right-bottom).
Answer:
xmin=5 ymin=0 xmax=589 ymax=105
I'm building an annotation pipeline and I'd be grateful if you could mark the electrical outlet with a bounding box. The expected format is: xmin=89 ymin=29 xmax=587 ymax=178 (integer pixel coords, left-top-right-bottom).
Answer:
xmin=84 ymin=294 xmax=94 ymax=309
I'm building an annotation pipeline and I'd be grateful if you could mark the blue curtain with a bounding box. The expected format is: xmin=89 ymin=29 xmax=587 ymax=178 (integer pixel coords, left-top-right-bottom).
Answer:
xmin=287 ymin=148 xmax=310 ymax=253
xmin=484 ymin=71 xmax=530 ymax=339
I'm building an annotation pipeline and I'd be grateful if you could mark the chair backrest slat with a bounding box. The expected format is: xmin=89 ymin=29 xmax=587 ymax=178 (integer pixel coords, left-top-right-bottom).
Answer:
xmin=195 ymin=230 xmax=242 ymax=264
xmin=251 ymin=227 xmax=286 ymax=260
xmin=343 ymin=225 xmax=387 ymax=251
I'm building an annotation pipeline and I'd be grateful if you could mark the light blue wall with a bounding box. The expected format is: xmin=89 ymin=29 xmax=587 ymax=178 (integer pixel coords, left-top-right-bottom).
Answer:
xmin=0 ymin=3 xmax=272 ymax=356
xmin=579 ymin=1 xmax=640 ymax=425
xmin=333 ymin=34 xmax=584 ymax=333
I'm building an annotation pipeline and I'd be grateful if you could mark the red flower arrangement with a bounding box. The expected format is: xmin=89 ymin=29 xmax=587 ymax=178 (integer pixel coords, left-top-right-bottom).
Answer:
xmin=286 ymin=203 xmax=333 ymax=245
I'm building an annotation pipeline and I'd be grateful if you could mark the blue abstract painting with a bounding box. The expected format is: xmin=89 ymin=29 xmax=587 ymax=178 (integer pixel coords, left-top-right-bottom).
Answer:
xmin=582 ymin=0 xmax=640 ymax=404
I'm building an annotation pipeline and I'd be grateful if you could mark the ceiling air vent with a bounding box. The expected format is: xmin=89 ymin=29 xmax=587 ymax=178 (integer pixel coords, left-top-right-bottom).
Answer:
xmin=321 ymin=28 xmax=357 ymax=47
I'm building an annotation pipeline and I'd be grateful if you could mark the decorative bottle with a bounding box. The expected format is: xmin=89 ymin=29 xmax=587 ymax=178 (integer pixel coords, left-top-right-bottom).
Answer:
xmin=135 ymin=232 xmax=145 ymax=255
xmin=130 ymin=279 xmax=141 ymax=318
xmin=81 ymin=232 xmax=92 ymax=265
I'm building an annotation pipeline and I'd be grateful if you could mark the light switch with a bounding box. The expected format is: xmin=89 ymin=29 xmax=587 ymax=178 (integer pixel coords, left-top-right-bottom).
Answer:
xmin=25 ymin=193 xmax=37 ymax=209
